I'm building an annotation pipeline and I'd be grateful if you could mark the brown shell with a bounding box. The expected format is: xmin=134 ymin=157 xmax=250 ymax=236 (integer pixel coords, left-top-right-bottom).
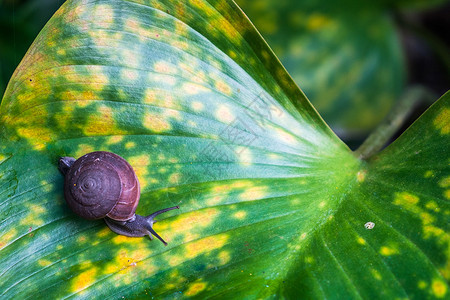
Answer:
xmin=64 ymin=151 xmax=140 ymax=221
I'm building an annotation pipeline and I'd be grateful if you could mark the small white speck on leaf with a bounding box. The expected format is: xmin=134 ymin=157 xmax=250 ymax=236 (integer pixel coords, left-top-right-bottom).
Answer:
xmin=364 ymin=222 xmax=375 ymax=229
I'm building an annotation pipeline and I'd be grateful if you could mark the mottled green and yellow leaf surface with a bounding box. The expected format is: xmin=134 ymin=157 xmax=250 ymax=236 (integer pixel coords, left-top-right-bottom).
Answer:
xmin=236 ymin=0 xmax=405 ymax=134
xmin=0 ymin=0 xmax=448 ymax=298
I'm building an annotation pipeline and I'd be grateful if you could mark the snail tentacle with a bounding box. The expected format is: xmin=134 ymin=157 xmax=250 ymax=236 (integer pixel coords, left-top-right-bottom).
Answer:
xmin=143 ymin=206 xmax=180 ymax=246
xmin=104 ymin=206 xmax=179 ymax=245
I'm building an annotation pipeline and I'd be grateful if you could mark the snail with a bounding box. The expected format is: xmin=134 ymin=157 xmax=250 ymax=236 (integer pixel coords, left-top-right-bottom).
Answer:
xmin=58 ymin=151 xmax=179 ymax=245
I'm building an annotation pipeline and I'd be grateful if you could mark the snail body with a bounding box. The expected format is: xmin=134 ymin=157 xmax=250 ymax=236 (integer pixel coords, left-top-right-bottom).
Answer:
xmin=59 ymin=151 xmax=178 ymax=245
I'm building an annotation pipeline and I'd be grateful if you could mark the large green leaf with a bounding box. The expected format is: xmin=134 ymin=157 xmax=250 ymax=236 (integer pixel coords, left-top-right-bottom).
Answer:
xmin=235 ymin=0 xmax=405 ymax=135
xmin=0 ymin=0 xmax=448 ymax=298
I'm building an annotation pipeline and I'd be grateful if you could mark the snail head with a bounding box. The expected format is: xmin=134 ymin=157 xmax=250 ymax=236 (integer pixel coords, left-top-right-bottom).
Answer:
xmin=58 ymin=157 xmax=76 ymax=176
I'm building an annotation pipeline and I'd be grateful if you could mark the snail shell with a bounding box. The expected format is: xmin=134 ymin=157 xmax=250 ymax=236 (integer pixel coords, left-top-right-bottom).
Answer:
xmin=63 ymin=151 xmax=140 ymax=221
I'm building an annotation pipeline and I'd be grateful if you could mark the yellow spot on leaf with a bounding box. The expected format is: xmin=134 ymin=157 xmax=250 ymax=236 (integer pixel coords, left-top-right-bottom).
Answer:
xmin=75 ymin=144 xmax=95 ymax=158
xmin=165 ymin=270 xmax=188 ymax=290
xmin=206 ymin=195 xmax=225 ymax=206
xmin=169 ymin=172 xmax=182 ymax=184
xmin=421 ymin=212 xmax=435 ymax=225
xmin=357 ymin=170 xmax=366 ymax=182
xmin=216 ymin=104 xmax=234 ymax=123
xmin=307 ymin=13 xmax=332 ymax=31
xmin=71 ymin=268 xmax=97 ymax=292
xmin=151 ymin=73 xmax=176 ymax=86
xmin=212 ymin=184 xmax=231 ymax=193
xmin=240 ymin=186 xmax=267 ymax=201
xmin=424 ymin=170 xmax=434 ymax=178
xmin=165 ymin=109 xmax=182 ymax=121
xmin=185 ymin=234 xmax=228 ymax=259
xmin=125 ymin=18 xmax=142 ymax=36
xmin=121 ymin=69 xmax=139 ymax=81
xmin=215 ymin=80 xmax=232 ymax=95
xmin=38 ymin=259 xmax=52 ymax=267
xmin=394 ymin=192 xmax=449 ymax=244
xmin=121 ymin=49 xmax=140 ymax=68
xmin=143 ymin=112 xmax=171 ymax=133
xmin=171 ymin=40 xmax=189 ymax=50
xmin=393 ymin=192 xmax=419 ymax=206
xmin=87 ymin=66 xmax=109 ymax=91
xmin=17 ymin=127 xmax=54 ymax=150
xmin=125 ymin=141 xmax=135 ymax=149
xmin=432 ymin=278 xmax=447 ymax=298
xmin=380 ymin=246 xmax=398 ymax=256
xmin=426 ymin=201 xmax=440 ymax=212
xmin=229 ymin=50 xmax=237 ymax=59
xmin=41 ymin=180 xmax=54 ymax=193
xmin=112 ymin=235 xmax=134 ymax=245
xmin=167 ymin=253 xmax=186 ymax=267
xmin=65 ymin=4 xmax=86 ymax=22
xmin=357 ymin=237 xmax=366 ymax=245
xmin=92 ymin=4 xmax=114 ymax=28
xmin=107 ymin=136 xmax=123 ymax=144
xmin=218 ymin=250 xmax=231 ymax=265
xmin=1 ymin=228 xmax=18 ymax=248
xmin=423 ymin=225 xmax=448 ymax=243
xmin=191 ymin=101 xmax=204 ymax=112
xmin=79 ymin=261 xmax=93 ymax=270
xmin=124 ymin=248 xmax=152 ymax=276
xmin=158 ymin=208 xmax=218 ymax=243
xmin=183 ymin=82 xmax=210 ymax=95
xmin=275 ymin=128 xmax=298 ymax=146
xmin=233 ymin=211 xmax=247 ymax=220
xmin=433 ymin=107 xmax=449 ymax=135
xmin=418 ymin=280 xmax=427 ymax=289
xmin=237 ymin=147 xmax=252 ymax=164
xmin=319 ymin=201 xmax=326 ymax=208
xmin=371 ymin=269 xmax=382 ymax=280
xmin=216 ymin=18 xmax=241 ymax=44
xmin=154 ymin=61 xmax=177 ymax=74
xmin=20 ymin=204 xmax=46 ymax=227
xmin=97 ymin=227 xmax=111 ymax=238
xmin=185 ymin=281 xmax=207 ymax=297
xmin=84 ymin=105 xmax=122 ymax=136
xmin=439 ymin=176 xmax=450 ymax=188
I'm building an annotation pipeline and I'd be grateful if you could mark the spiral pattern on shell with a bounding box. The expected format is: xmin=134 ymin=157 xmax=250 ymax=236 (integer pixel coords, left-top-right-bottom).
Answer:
xmin=64 ymin=151 xmax=140 ymax=221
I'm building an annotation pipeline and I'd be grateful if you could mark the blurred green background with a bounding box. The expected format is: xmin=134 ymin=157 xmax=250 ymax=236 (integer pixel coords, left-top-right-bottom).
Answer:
xmin=1 ymin=0 xmax=449 ymax=146
xmin=0 ymin=0 xmax=65 ymax=98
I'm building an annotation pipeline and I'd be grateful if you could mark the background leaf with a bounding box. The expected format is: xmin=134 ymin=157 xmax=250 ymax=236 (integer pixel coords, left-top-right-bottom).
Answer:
xmin=381 ymin=0 xmax=450 ymax=10
xmin=0 ymin=0 xmax=66 ymax=102
xmin=0 ymin=0 xmax=448 ymax=298
xmin=235 ymin=0 xmax=405 ymax=135
xmin=284 ymin=93 xmax=449 ymax=298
